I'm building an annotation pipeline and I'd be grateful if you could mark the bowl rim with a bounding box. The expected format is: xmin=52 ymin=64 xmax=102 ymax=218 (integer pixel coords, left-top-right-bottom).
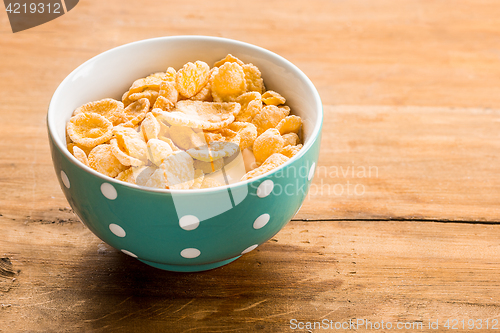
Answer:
xmin=47 ymin=35 xmax=323 ymax=194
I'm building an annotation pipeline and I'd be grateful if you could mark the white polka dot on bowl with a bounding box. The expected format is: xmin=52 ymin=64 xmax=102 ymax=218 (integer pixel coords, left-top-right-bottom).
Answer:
xmin=60 ymin=170 xmax=70 ymax=189
xmin=308 ymin=162 xmax=316 ymax=181
xmin=257 ymin=180 xmax=274 ymax=198
xmin=241 ymin=244 xmax=258 ymax=254
xmin=180 ymin=248 xmax=201 ymax=259
xmin=121 ymin=249 xmax=137 ymax=258
xmin=109 ymin=223 xmax=126 ymax=237
xmin=101 ymin=183 xmax=117 ymax=200
xmin=253 ymin=213 xmax=270 ymax=229
xmin=179 ymin=215 xmax=200 ymax=231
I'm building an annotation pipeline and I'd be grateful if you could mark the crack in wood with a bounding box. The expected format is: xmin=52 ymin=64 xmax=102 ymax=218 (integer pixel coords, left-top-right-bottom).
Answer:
xmin=292 ymin=218 xmax=500 ymax=225
xmin=0 ymin=257 xmax=19 ymax=293
xmin=0 ymin=258 xmax=16 ymax=278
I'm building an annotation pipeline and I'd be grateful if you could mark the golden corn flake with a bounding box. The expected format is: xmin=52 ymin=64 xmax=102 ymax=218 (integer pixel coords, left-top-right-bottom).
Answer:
xmin=200 ymin=177 xmax=223 ymax=189
xmin=211 ymin=62 xmax=247 ymax=102
xmin=110 ymin=138 xmax=144 ymax=167
xmin=73 ymin=98 xmax=125 ymax=126
xmin=279 ymin=144 xmax=303 ymax=158
xmin=153 ymin=81 xmax=178 ymax=111
xmin=129 ymin=89 xmax=159 ymax=107
xmin=235 ymin=92 xmax=262 ymax=122
xmin=176 ymin=61 xmax=210 ymax=98
xmin=67 ymin=142 xmax=92 ymax=156
xmin=159 ymin=100 xmax=240 ymax=130
xmin=242 ymin=64 xmax=264 ymax=93
xmin=67 ymin=54 xmax=305 ymax=189
xmin=113 ymin=126 xmax=148 ymax=162
xmin=147 ymin=138 xmax=174 ymax=166
xmin=160 ymin=151 xmax=195 ymax=190
xmin=153 ymin=112 xmax=172 ymax=138
xmin=115 ymin=166 xmax=146 ymax=185
xmin=262 ymin=90 xmax=286 ymax=105
xmin=212 ymin=128 xmax=240 ymax=146
xmin=227 ymin=121 xmax=257 ymax=150
xmin=242 ymin=148 xmax=258 ymax=173
xmin=190 ymin=83 xmax=212 ymax=102
xmin=282 ymin=132 xmax=300 ymax=147
xmin=203 ymin=131 xmax=225 ymax=143
xmin=165 ymin=67 xmax=177 ymax=81
xmin=276 ymin=115 xmax=302 ymax=135
xmin=279 ymin=105 xmax=291 ymax=116
xmin=115 ymin=167 xmax=134 ymax=184
xmin=122 ymin=90 xmax=134 ymax=107
xmin=67 ymin=113 xmax=113 ymax=148
xmin=236 ymin=91 xmax=260 ymax=107
xmin=135 ymin=166 xmax=158 ymax=187
xmin=72 ymin=145 xmax=89 ymax=167
xmin=122 ymin=98 xmax=150 ymax=127
xmin=156 ymin=116 xmax=171 ymax=138
xmin=241 ymin=153 xmax=289 ymax=181
xmin=253 ymin=128 xmax=285 ymax=165
xmin=141 ymin=112 xmax=160 ymax=142
xmin=152 ymin=96 xmax=174 ymax=112
xmin=88 ymin=144 xmax=127 ymax=178
xmin=159 ymin=137 xmax=181 ymax=152
xmin=190 ymin=169 xmax=205 ymax=189
xmin=144 ymin=167 xmax=168 ymax=189
xmin=214 ymin=54 xmax=244 ymax=67
xmin=129 ymin=72 xmax=170 ymax=94
xmin=169 ymin=125 xmax=206 ymax=150
xmin=193 ymin=158 xmax=224 ymax=174
xmin=190 ymin=67 xmax=217 ymax=102
xmin=252 ymin=105 xmax=287 ymax=136
xmin=187 ymin=141 xmax=238 ymax=162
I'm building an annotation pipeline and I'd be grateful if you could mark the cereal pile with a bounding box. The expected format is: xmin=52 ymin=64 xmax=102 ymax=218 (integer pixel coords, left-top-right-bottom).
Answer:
xmin=65 ymin=54 xmax=303 ymax=190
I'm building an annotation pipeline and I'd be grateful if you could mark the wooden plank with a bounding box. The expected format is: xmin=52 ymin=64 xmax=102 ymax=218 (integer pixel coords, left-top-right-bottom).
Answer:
xmin=297 ymin=105 xmax=500 ymax=222
xmin=1 ymin=0 xmax=500 ymax=222
xmin=1 ymin=106 xmax=498 ymax=222
xmin=1 ymin=0 xmax=500 ymax=331
xmin=2 ymin=0 xmax=500 ymax=108
xmin=1 ymin=217 xmax=500 ymax=332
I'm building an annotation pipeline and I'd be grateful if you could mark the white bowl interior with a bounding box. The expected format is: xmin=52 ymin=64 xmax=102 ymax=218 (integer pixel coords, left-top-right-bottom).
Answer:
xmin=48 ymin=36 xmax=322 ymax=186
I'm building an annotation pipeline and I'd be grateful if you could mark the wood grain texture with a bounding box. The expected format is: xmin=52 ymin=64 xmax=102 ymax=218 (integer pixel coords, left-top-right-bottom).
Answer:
xmin=1 ymin=0 xmax=500 ymax=331
xmin=1 ymin=105 xmax=498 ymax=222
xmin=1 ymin=217 xmax=500 ymax=332
xmin=297 ymin=105 xmax=500 ymax=222
xmin=0 ymin=0 xmax=500 ymax=221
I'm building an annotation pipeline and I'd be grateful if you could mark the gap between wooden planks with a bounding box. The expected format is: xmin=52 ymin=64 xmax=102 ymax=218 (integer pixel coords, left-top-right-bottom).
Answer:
xmin=1 ymin=217 xmax=499 ymax=332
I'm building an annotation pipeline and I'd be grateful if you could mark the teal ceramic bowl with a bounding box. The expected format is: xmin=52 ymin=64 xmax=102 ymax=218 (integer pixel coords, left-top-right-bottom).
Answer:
xmin=47 ymin=36 xmax=322 ymax=272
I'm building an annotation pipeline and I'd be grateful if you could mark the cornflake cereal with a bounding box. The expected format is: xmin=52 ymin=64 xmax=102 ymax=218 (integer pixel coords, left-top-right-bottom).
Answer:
xmin=73 ymin=98 xmax=125 ymax=126
xmin=67 ymin=113 xmax=113 ymax=148
xmin=66 ymin=54 xmax=305 ymax=189
xmin=252 ymin=105 xmax=287 ymax=136
xmin=211 ymin=62 xmax=247 ymax=102
xmin=88 ymin=144 xmax=127 ymax=178
xmin=157 ymin=100 xmax=240 ymax=130
xmin=176 ymin=61 xmax=210 ymax=98
xmin=241 ymin=153 xmax=289 ymax=181
xmin=252 ymin=128 xmax=285 ymax=165
xmin=72 ymin=146 xmax=89 ymax=167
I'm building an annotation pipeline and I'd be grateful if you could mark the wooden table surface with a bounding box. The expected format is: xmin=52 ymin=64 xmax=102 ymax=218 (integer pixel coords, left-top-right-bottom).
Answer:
xmin=1 ymin=1 xmax=500 ymax=332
